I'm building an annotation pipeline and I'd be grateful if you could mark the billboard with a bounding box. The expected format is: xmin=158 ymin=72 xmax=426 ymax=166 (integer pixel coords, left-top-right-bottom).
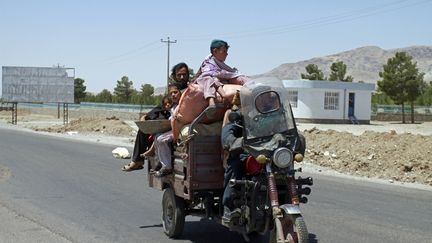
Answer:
xmin=2 ymin=66 xmax=74 ymax=103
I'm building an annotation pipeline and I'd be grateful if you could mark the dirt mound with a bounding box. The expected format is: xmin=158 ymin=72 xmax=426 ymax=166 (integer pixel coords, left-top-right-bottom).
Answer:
xmin=36 ymin=117 xmax=135 ymax=137
xmin=303 ymin=128 xmax=432 ymax=185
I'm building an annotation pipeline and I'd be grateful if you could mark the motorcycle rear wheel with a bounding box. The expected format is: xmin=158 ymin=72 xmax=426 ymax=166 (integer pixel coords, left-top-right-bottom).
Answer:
xmin=269 ymin=215 xmax=309 ymax=243
xmin=162 ymin=188 xmax=185 ymax=238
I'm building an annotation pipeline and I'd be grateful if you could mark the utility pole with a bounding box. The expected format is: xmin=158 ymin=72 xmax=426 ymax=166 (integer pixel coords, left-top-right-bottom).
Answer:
xmin=161 ymin=37 xmax=177 ymax=90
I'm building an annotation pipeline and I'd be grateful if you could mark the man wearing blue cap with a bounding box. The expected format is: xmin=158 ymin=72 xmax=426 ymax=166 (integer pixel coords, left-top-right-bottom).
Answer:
xmin=194 ymin=39 xmax=249 ymax=117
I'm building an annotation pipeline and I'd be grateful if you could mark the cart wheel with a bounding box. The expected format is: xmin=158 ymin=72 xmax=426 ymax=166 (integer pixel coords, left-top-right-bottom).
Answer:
xmin=162 ymin=187 xmax=185 ymax=238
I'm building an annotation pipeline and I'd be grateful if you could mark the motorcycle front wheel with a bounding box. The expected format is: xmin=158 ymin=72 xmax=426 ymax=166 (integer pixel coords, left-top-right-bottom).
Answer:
xmin=269 ymin=215 xmax=309 ymax=243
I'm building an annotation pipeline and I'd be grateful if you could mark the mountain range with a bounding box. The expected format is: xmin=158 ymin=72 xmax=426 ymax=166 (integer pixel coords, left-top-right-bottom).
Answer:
xmin=257 ymin=45 xmax=432 ymax=84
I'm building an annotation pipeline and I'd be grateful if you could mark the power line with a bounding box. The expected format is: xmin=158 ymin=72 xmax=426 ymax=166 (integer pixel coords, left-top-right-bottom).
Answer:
xmin=102 ymin=40 xmax=160 ymax=64
xmin=174 ymin=0 xmax=430 ymax=41
xmin=251 ymin=0 xmax=432 ymax=37
xmin=100 ymin=0 xmax=430 ymax=65
xmin=104 ymin=45 xmax=162 ymax=65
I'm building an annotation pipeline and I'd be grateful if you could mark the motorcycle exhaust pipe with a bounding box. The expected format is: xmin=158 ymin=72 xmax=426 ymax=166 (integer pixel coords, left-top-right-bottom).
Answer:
xmin=296 ymin=176 xmax=313 ymax=186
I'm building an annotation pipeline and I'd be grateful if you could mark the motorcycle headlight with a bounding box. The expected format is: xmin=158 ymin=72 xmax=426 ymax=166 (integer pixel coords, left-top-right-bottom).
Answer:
xmin=272 ymin=148 xmax=293 ymax=169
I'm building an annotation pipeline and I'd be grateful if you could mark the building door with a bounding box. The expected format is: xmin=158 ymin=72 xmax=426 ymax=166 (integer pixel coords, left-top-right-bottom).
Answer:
xmin=348 ymin=93 xmax=355 ymax=117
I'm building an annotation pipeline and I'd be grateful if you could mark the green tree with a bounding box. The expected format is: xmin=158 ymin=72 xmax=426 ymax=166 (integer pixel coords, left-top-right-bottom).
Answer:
xmin=114 ymin=76 xmax=135 ymax=103
xmin=74 ymin=78 xmax=87 ymax=103
xmin=377 ymin=52 xmax=425 ymax=123
xmin=95 ymin=89 xmax=113 ymax=103
xmin=417 ymin=81 xmax=432 ymax=106
xmin=151 ymin=95 xmax=165 ymax=105
xmin=301 ymin=64 xmax=325 ymax=80
xmin=140 ymin=84 xmax=155 ymax=104
xmin=83 ymin=91 xmax=95 ymax=102
xmin=329 ymin=61 xmax=353 ymax=82
xmin=372 ymin=92 xmax=394 ymax=105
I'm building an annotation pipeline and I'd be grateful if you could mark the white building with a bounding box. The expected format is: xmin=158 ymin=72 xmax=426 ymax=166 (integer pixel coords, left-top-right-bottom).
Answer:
xmin=282 ymin=80 xmax=375 ymax=124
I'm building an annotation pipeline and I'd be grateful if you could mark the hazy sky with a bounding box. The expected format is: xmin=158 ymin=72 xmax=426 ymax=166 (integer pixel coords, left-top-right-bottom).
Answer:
xmin=1 ymin=0 xmax=431 ymax=94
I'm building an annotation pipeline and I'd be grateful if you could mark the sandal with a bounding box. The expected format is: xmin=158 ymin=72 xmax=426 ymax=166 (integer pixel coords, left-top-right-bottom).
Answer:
xmin=121 ymin=161 xmax=144 ymax=172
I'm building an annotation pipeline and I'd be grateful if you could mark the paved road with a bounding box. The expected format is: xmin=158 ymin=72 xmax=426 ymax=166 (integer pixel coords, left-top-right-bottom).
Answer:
xmin=0 ymin=127 xmax=431 ymax=243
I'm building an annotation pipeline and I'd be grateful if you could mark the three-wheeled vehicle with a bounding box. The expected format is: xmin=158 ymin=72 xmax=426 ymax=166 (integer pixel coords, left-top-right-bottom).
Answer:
xmin=146 ymin=77 xmax=313 ymax=243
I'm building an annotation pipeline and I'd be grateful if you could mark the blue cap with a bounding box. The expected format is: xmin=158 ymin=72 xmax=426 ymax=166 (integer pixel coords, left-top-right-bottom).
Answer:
xmin=210 ymin=39 xmax=229 ymax=51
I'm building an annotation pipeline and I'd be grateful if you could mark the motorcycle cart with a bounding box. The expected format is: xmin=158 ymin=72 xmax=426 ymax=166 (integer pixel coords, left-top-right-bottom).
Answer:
xmin=146 ymin=77 xmax=313 ymax=243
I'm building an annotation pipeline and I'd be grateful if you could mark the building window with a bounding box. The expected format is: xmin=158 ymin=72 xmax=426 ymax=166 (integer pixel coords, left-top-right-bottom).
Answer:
xmin=287 ymin=90 xmax=298 ymax=108
xmin=324 ymin=92 xmax=339 ymax=110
